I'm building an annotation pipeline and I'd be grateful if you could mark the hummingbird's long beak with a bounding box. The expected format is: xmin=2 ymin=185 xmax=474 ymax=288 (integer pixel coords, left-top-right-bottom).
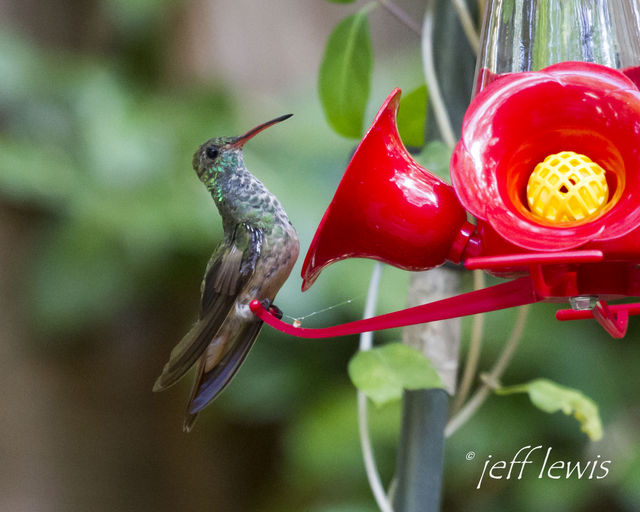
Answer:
xmin=231 ymin=114 xmax=293 ymax=148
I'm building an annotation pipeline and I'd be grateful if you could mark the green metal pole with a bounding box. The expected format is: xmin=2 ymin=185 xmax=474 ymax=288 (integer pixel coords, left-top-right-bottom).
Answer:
xmin=392 ymin=389 xmax=449 ymax=512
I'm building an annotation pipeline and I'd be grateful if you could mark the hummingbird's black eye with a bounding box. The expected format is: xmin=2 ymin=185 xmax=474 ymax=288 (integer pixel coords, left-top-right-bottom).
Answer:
xmin=205 ymin=146 xmax=219 ymax=160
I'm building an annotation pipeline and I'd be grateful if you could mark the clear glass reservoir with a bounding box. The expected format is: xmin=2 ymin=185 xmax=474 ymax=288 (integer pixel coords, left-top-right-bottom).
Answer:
xmin=475 ymin=0 xmax=640 ymax=93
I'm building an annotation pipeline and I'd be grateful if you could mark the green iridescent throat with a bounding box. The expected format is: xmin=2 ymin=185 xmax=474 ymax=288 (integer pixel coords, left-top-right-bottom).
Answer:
xmin=205 ymin=151 xmax=241 ymax=204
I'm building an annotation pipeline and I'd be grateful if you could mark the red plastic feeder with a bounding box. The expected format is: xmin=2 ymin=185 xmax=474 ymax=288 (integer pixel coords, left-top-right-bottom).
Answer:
xmin=252 ymin=61 xmax=640 ymax=339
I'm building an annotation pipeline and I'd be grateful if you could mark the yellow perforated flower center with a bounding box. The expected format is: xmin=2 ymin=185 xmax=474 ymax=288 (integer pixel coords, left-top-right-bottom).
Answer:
xmin=526 ymin=151 xmax=609 ymax=223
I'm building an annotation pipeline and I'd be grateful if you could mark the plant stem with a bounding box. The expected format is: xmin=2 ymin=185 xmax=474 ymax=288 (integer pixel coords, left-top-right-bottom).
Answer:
xmin=421 ymin=1 xmax=457 ymax=148
xmin=449 ymin=0 xmax=480 ymax=53
xmin=357 ymin=263 xmax=395 ymax=512
xmin=379 ymin=0 xmax=422 ymax=35
xmin=444 ymin=305 xmax=530 ymax=437
xmin=451 ymin=270 xmax=486 ymax=414
xmin=478 ymin=0 xmax=487 ymax=19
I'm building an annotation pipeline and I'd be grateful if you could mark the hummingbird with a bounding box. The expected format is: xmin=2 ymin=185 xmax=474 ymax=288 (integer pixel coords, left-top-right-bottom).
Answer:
xmin=153 ymin=114 xmax=299 ymax=431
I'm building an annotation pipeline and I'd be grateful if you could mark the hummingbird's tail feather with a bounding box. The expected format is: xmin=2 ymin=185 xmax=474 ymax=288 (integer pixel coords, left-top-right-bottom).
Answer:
xmin=154 ymin=243 xmax=253 ymax=392
xmin=153 ymin=300 xmax=235 ymax=392
xmin=184 ymin=319 xmax=264 ymax=422
xmin=183 ymin=357 xmax=206 ymax=432
xmin=183 ymin=410 xmax=199 ymax=433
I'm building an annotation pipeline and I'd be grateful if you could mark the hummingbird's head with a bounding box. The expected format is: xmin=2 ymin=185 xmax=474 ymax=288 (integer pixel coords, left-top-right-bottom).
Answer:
xmin=192 ymin=136 xmax=235 ymax=183
xmin=192 ymin=114 xmax=293 ymax=185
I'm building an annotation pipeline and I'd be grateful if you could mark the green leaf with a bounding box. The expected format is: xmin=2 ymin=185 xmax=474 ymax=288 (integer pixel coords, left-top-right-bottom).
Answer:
xmin=415 ymin=140 xmax=452 ymax=180
xmin=326 ymin=0 xmax=357 ymax=3
xmin=397 ymin=85 xmax=428 ymax=148
xmin=348 ymin=343 xmax=444 ymax=406
xmin=496 ymin=378 xmax=603 ymax=441
xmin=318 ymin=11 xmax=373 ymax=138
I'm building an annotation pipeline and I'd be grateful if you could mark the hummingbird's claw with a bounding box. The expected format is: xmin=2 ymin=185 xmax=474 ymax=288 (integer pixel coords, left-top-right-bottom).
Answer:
xmin=268 ymin=304 xmax=284 ymax=320
xmin=259 ymin=298 xmax=271 ymax=309
xmin=257 ymin=299 xmax=284 ymax=320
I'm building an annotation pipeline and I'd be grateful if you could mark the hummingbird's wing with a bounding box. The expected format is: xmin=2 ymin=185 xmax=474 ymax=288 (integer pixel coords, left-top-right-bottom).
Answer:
xmin=153 ymin=224 xmax=263 ymax=392
xmin=182 ymin=317 xmax=263 ymax=432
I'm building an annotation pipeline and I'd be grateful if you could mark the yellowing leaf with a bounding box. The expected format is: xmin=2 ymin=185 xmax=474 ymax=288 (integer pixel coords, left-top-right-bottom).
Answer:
xmin=496 ymin=378 xmax=603 ymax=441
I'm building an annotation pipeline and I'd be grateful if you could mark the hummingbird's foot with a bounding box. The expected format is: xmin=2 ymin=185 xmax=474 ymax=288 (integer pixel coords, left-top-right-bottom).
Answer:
xmin=268 ymin=304 xmax=284 ymax=320
xmin=259 ymin=299 xmax=283 ymax=320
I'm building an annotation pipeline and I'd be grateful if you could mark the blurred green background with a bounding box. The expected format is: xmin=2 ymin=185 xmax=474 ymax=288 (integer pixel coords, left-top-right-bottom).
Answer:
xmin=0 ymin=0 xmax=639 ymax=511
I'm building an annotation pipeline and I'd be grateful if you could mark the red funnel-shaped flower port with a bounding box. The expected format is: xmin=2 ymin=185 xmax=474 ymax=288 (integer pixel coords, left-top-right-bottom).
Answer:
xmin=302 ymin=89 xmax=468 ymax=291
xmin=451 ymin=61 xmax=640 ymax=252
